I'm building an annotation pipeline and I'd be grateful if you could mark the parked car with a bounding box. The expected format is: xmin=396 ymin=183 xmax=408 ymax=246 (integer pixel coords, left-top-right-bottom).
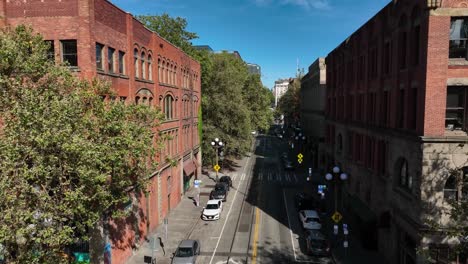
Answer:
xmin=172 ymin=239 xmax=201 ymax=264
xmin=283 ymin=159 xmax=296 ymax=170
xmin=298 ymin=210 xmax=322 ymax=230
xmin=202 ymin=200 xmax=223 ymax=221
xmin=219 ymin=175 xmax=233 ymax=188
xmin=305 ymin=230 xmax=331 ymax=257
xmin=210 ymin=182 xmax=229 ymax=201
xmin=295 ymin=193 xmax=316 ymax=209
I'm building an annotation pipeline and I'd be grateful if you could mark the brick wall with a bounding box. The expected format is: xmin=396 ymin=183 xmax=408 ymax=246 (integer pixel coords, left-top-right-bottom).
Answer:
xmin=1 ymin=0 xmax=201 ymax=263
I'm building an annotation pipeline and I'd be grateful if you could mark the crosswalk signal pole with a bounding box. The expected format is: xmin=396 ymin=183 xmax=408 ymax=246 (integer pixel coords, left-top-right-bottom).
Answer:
xmin=211 ymin=138 xmax=223 ymax=182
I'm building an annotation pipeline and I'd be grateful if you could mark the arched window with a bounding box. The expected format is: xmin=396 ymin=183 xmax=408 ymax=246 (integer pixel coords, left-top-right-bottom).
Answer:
xmin=411 ymin=7 xmax=421 ymax=66
xmin=398 ymin=15 xmax=408 ymax=70
xmin=164 ymin=95 xmax=174 ymax=120
xmin=158 ymin=58 xmax=161 ymax=82
xmin=135 ymin=88 xmax=153 ymax=106
xmin=444 ymin=167 xmax=468 ymax=202
xmin=141 ymin=51 xmax=146 ymax=80
xmin=135 ymin=96 xmax=140 ymax=105
xmin=148 ymin=54 xmax=153 ymax=81
xmin=165 ymin=61 xmax=169 ymax=84
xmin=174 ymin=65 xmax=177 ymax=86
xmin=134 ymin=48 xmax=139 ymax=78
xmin=397 ymin=158 xmax=412 ymax=190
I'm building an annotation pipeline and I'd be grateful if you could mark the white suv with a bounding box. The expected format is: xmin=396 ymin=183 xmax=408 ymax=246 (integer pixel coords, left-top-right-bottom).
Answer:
xmin=299 ymin=210 xmax=322 ymax=230
xmin=202 ymin=200 xmax=223 ymax=221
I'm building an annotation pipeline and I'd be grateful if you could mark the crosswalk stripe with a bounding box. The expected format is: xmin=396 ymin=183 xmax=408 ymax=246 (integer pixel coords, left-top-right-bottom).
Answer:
xmin=276 ymin=172 xmax=281 ymax=181
xmin=293 ymin=173 xmax=298 ymax=182
xmin=268 ymin=172 xmax=271 ymax=181
xmin=258 ymin=172 xmax=262 ymax=181
xmin=231 ymin=173 xmax=237 ymax=181
xmin=285 ymin=173 xmax=291 ymax=182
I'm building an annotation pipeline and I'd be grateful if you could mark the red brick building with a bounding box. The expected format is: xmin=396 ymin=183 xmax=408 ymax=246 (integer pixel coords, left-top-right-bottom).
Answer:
xmin=324 ymin=0 xmax=468 ymax=263
xmin=0 ymin=0 xmax=201 ymax=263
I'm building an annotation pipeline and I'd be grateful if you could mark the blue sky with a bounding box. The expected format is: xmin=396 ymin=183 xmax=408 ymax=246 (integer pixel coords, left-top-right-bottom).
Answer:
xmin=110 ymin=0 xmax=389 ymax=89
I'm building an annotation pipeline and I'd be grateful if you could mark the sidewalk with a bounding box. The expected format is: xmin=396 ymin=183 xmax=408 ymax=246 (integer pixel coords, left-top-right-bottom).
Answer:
xmin=126 ymin=170 xmax=217 ymax=264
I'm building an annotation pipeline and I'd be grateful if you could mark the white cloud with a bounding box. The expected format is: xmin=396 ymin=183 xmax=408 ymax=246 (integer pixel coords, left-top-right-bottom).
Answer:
xmin=254 ymin=0 xmax=331 ymax=10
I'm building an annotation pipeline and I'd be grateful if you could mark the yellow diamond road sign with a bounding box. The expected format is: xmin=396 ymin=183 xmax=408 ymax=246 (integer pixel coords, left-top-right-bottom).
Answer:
xmin=332 ymin=211 xmax=343 ymax=223
xmin=298 ymin=158 xmax=303 ymax=164
xmin=297 ymin=153 xmax=303 ymax=159
xmin=214 ymin=164 xmax=220 ymax=172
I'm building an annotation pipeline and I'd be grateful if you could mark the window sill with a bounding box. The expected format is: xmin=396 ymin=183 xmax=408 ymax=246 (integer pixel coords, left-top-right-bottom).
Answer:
xmin=97 ymin=71 xmax=131 ymax=80
xmin=448 ymin=58 xmax=468 ymax=66
xmin=162 ymin=119 xmax=180 ymax=124
xmin=159 ymin=83 xmax=178 ymax=88
xmin=68 ymin=66 xmax=80 ymax=72
xmin=135 ymin=78 xmax=154 ymax=84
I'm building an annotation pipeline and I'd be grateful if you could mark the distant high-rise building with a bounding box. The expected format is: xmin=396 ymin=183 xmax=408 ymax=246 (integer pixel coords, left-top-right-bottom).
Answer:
xmin=193 ymin=45 xmax=214 ymax=52
xmin=273 ymin=78 xmax=291 ymax=107
xmin=247 ymin=63 xmax=261 ymax=75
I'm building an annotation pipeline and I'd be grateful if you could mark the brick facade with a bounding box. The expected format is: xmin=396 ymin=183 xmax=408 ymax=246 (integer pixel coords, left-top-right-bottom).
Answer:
xmin=323 ymin=0 xmax=468 ymax=263
xmin=0 ymin=0 xmax=201 ymax=263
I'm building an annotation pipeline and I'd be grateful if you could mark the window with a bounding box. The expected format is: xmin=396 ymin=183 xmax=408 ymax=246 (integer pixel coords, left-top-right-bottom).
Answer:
xmin=141 ymin=52 xmax=146 ymax=80
xmin=378 ymin=140 xmax=387 ymax=175
xmin=45 ymin=40 xmax=55 ymax=61
xmin=412 ymin=25 xmax=421 ymax=66
xmin=399 ymin=31 xmax=407 ymax=69
xmin=397 ymin=89 xmax=405 ymax=128
xmin=381 ymin=91 xmax=389 ymax=126
xmin=134 ymin=48 xmax=139 ymax=78
xmin=158 ymin=58 xmax=162 ymax=82
xmin=337 ymin=134 xmax=343 ymax=154
xmin=444 ymin=175 xmax=458 ymax=201
xmin=444 ymin=168 xmax=468 ymax=202
xmin=61 ymin=40 xmax=78 ymax=66
xmin=148 ymin=55 xmax=153 ymax=81
xmin=96 ymin=43 xmax=104 ymax=70
xmin=446 ymin=86 xmax=467 ymax=131
xmin=119 ymin=96 xmax=127 ymax=103
xmin=398 ymin=158 xmax=412 ymax=190
xmin=368 ymin=48 xmax=377 ymax=79
xmin=108 ymin=47 xmax=115 ymax=73
xmin=409 ymin=88 xmax=418 ymax=130
xmin=449 ymin=17 xmax=468 ymax=59
xmin=118 ymin=51 xmax=125 ymax=74
xmin=383 ymin=41 xmax=391 ymax=75
xmin=164 ymin=95 xmax=174 ymax=120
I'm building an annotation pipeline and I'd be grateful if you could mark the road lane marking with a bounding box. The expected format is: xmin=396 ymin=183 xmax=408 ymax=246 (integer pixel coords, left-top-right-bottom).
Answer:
xmin=209 ymin=153 xmax=252 ymax=264
xmin=251 ymin=207 xmax=261 ymax=264
xmin=285 ymin=173 xmax=291 ymax=182
xmin=282 ymin=189 xmax=298 ymax=261
xmin=231 ymin=173 xmax=238 ymax=181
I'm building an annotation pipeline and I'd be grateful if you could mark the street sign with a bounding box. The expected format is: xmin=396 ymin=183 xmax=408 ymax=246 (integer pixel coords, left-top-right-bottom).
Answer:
xmin=318 ymin=184 xmax=326 ymax=194
xmin=308 ymin=167 xmax=312 ymax=176
xmin=214 ymin=164 xmax=220 ymax=172
xmin=297 ymin=153 xmax=303 ymax=159
xmin=332 ymin=211 xmax=343 ymax=223
xmin=343 ymin=240 xmax=349 ymax=248
xmin=194 ymin=180 xmax=201 ymax=188
xmin=298 ymin=158 xmax=303 ymax=164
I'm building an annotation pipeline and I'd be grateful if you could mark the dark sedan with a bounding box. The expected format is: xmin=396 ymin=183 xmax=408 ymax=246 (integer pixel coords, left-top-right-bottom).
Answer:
xmin=210 ymin=183 xmax=229 ymax=201
xmin=305 ymin=230 xmax=331 ymax=257
xmin=219 ymin=175 xmax=233 ymax=188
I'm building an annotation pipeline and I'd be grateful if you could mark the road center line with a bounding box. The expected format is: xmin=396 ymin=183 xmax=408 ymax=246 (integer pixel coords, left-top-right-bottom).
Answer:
xmin=251 ymin=207 xmax=261 ymax=264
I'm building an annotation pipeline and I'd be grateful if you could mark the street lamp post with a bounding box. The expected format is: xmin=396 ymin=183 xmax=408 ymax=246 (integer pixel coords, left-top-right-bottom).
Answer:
xmin=211 ymin=138 xmax=223 ymax=182
xmin=325 ymin=166 xmax=348 ymax=214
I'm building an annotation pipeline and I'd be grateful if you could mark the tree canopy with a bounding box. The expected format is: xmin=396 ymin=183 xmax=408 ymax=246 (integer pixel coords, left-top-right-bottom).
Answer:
xmin=137 ymin=14 xmax=273 ymax=164
xmin=277 ymin=75 xmax=301 ymax=126
xmin=0 ymin=26 xmax=163 ymax=263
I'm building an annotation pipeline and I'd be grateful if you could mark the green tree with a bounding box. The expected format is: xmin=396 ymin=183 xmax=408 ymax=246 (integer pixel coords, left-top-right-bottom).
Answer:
xmin=242 ymin=74 xmax=273 ymax=132
xmin=277 ymin=76 xmax=301 ymax=126
xmin=0 ymin=26 xmax=164 ymax=263
xmin=201 ymin=53 xmax=251 ymax=162
xmin=137 ymin=14 xmax=198 ymax=54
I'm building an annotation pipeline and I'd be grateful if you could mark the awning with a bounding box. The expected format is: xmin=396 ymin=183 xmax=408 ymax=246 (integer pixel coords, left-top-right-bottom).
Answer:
xmin=348 ymin=195 xmax=377 ymax=223
xmin=183 ymin=159 xmax=196 ymax=176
